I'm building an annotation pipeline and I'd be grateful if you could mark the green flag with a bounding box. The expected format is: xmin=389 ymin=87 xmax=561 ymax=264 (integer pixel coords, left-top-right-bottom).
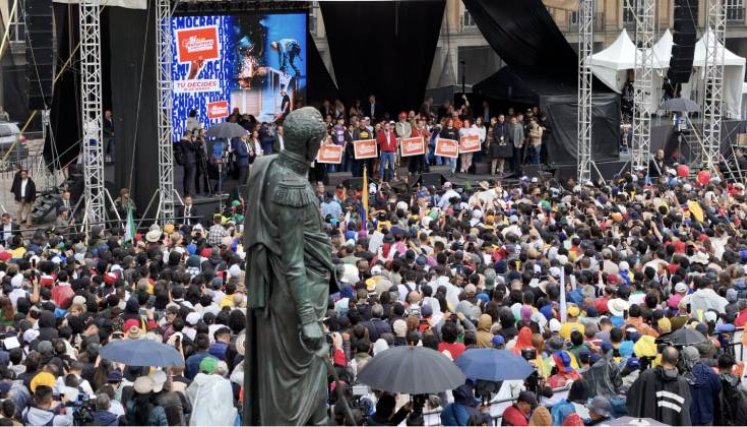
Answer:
xmin=124 ymin=207 xmax=135 ymax=243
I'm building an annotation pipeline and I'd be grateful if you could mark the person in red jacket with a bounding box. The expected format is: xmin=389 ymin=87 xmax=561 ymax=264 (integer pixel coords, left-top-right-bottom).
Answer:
xmin=409 ymin=118 xmax=430 ymax=175
xmin=377 ymin=122 xmax=398 ymax=182
xmin=502 ymin=391 xmax=536 ymax=426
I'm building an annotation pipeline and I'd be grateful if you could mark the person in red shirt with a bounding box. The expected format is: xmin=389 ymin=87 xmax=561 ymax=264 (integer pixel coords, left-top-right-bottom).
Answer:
xmin=502 ymin=391 xmax=536 ymax=426
xmin=51 ymin=270 xmax=75 ymax=308
xmin=437 ymin=320 xmax=466 ymax=359
xmin=377 ymin=122 xmax=398 ymax=182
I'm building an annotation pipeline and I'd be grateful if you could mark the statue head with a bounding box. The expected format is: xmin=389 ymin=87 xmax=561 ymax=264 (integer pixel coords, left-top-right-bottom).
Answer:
xmin=282 ymin=107 xmax=327 ymax=163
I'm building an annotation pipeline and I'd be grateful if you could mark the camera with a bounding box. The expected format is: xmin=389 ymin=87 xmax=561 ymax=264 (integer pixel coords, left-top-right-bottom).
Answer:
xmin=66 ymin=392 xmax=94 ymax=426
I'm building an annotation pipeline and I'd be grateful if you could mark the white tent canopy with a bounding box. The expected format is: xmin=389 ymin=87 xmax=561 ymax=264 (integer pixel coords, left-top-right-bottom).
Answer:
xmin=590 ymin=28 xmax=746 ymax=118
xmin=683 ymin=28 xmax=746 ymax=119
xmin=588 ymin=29 xmax=637 ymax=93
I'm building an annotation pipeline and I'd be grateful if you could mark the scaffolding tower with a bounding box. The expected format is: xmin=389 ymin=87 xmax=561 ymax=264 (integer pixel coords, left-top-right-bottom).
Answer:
xmin=577 ymin=0 xmax=594 ymax=183
xmin=630 ymin=0 xmax=656 ymax=173
xmin=156 ymin=0 xmax=177 ymax=224
xmin=702 ymin=0 xmax=726 ymax=170
xmin=79 ymin=0 xmax=106 ymax=226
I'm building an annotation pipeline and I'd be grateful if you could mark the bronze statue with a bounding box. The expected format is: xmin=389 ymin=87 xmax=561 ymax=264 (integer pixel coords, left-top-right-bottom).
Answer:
xmin=244 ymin=107 xmax=334 ymax=425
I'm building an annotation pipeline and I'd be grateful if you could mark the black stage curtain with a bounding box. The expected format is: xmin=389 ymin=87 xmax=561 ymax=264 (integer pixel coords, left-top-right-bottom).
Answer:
xmin=462 ymin=0 xmax=578 ymax=85
xmin=542 ymin=93 xmax=620 ymax=165
xmin=306 ymin=32 xmax=339 ymax=107
xmin=109 ymin=3 xmax=158 ymax=217
xmin=320 ymin=1 xmax=445 ymax=116
xmin=47 ymin=5 xmax=112 ymax=173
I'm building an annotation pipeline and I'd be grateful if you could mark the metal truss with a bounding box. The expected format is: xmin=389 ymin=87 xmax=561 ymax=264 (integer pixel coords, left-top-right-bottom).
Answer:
xmin=79 ymin=0 xmax=106 ymax=227
xmin=702 ymin=0 xmax=726 ymax=170
xmin=577 ymin=0 xmax=594 ymax=183
xmin=156 ymin=0 xmax=177 ymax=224
xmin=630 ymin=0 xmax=656 ymax=173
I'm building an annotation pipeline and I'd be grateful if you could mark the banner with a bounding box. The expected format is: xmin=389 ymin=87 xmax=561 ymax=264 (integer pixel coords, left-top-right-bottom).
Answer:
xmin=206 ymin=100 xmax=229 ymax=120
xmin=317 ymin=145 xmax=344 ymax=164
xmin=434 ymin=138 xmax=459 ymax=159
xmin=400 ymin=136 xmax=426 ymax=157
xmin=354 ymin=139 xmax=378 ymax=159
xmin=459 ymin=134 xmax=482 ymax=154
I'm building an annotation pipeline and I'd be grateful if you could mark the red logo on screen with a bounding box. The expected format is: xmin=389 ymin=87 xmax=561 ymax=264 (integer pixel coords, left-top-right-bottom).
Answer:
xmin=176 ymin=26 xmax=220 ymax=63
xmin=207 ymin=100 xmax=229 ymax=119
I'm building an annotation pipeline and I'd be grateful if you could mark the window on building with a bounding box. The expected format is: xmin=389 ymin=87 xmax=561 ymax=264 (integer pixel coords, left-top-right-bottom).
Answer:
xmin=11 ymin=0 xmax=26 ymax=43
xmin=462 ymin=9 xmax=476 ymax=29
xmin=309 ymin=1 xmax=319 ymax=36
xmin=725 ymin=0 xmax=745 ymax=23
xmin=569 ymin=11 xmax=579 ymax=28
xmin=622 ymin=0 xmax=636 ymax=27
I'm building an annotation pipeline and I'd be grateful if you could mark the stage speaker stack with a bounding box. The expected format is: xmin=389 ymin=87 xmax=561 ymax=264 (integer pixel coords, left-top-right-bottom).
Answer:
xmin=25 ymin=0 xmax=54 ymax=110
xmin=667 ymin=0 xmax=698 ymax=84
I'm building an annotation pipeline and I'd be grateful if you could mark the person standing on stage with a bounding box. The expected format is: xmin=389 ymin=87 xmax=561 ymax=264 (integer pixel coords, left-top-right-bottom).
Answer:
xmin=409 ymin=118 xmax=429 ymax=175
xmin=178 ymin=131 xmax=197 ymax=197
xmin=10 ymin=168 xmax=36 ymax=227
xmin=103 ymin=110 xmax=115 ymax=164
xmin=377 ymin=122 xmax=398 ymax=182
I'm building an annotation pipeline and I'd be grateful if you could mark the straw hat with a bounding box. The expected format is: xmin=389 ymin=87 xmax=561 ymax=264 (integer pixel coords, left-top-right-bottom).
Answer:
xmin=235 ymin=331 xmax=246 ymax=356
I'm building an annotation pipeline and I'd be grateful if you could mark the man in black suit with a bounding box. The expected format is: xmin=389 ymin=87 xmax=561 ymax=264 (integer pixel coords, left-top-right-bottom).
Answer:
xmin=10 ymin=169 xmax=36 ymax=227
xmin=178 ymin=195 xmax=200 ymax=227
xmin=0 ymin=213 xmax=19 ymax=248
xmin=367 ymin=94 xmax=382 ymax=122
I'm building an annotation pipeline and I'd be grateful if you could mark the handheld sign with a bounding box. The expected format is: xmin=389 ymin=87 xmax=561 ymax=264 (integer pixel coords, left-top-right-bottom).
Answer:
xmin=400 ymin=136 xmax=426 ymax=157
xmin=316 ymin=145 xmax=343 ymax=164
xmin=354 ymin=139 xmax=378 ymax=160
xmin=459 ymin=134 xmax=481 ymax=153
xmin=435 ymin=138 xmax=459 ymax=159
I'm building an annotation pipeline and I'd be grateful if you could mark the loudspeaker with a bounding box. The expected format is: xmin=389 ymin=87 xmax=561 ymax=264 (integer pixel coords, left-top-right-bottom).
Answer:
xmin=25 ymin=0 xmax=54 ymax=110
xmin=668 ymin=0 xmax=698 ymax=84
xmin=414 ymin=172 xmax=444 ymax=188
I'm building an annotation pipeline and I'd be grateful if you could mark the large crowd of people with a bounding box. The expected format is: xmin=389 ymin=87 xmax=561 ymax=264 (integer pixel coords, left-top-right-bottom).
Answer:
xmin=1 ymin=97 xmax=747 ymax=426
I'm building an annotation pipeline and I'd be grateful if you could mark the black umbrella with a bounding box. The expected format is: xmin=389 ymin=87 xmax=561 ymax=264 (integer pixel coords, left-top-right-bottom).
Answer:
xmin=357 ymin=346 xmax=465 ymax=394
xmin=659 ymin=97 xmax=700 ymax=112
xmin=602 ymin=416 xmax=668 ymax=426
xmin=100 ymin=339 xmax=184 ymax=367
xmin=205 ymin=122 xmax=247 ymax=139
xmin=657 ymin=327 xmax=707 ymax=346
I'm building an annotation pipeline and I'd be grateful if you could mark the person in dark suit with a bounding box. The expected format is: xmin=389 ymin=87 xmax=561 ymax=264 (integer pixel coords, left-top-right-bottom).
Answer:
xmin=179 ymin=131 xmax=198 ymax=196
xmin=177 ymin=195 xmax=200 ymax=226
xmin=367 ymin=94 xmax=382 ymax=122
xmin=10 ymin=168 xmax=36 ymax=227
xmin=280 ymin=89 xmax=291 ymax=118
xmin=0 ymin=212 xmax=19 ymax=247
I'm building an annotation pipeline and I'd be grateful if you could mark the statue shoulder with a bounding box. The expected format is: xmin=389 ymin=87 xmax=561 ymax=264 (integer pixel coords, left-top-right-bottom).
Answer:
xmin=273 ymin=174 xmax=315 ymax=208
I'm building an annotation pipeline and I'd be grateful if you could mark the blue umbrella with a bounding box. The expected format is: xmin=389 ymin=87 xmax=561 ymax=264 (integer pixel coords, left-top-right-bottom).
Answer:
xmin=455 ymin=348 xmax=534 ymax=381
xmin=100 ymin=339 xmax=184 ymax=368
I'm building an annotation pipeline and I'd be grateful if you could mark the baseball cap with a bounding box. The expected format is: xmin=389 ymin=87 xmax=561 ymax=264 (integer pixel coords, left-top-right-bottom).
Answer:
xmin=30 ymin=372 xmax=56 ymax=393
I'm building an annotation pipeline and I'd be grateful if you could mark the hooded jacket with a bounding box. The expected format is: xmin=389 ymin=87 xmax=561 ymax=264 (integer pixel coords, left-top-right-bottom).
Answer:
xmin=21 ymin=405 xmax=73 ymax=426
xmin=186 ymin=373 xmax=237 ymax=426
xmin=717 ymin=372 xmax=747 ymax=426
xmin=626 ymin=366 xmax=692 ymax=426
xmin=687 ymin=361 xmax=721 ymax=424
xmin=475 ymin=314 xmax=494 ymax=348
xmin=92 ymin=410 xmax=119 ymax=426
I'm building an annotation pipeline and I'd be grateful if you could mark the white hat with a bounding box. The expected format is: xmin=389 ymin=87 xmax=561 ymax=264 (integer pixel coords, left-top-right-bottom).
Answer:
xmin=72 ymin=295 xmax=87 ymax=306
xmin=10 ymin=274 xmax=23 ymax=289
xmin=531 ymin=312 xmax=547 ymax=330
xmin=133 ymin=376 xmax=154 ymax=394
xmin=704 ymin=311 xmax=718 ymax=323
xmin=341 ymin=264 xmax=359 ymax=285
xmin=23 ymin=329 xmax=40 ymax=344
xmin=607 ymin=298 xmax=630 ymax=317
xmin=235 ymin=332 xmax=246 ymax=356
xmin=149 ymin=370 xmax=167 ymax=393
xmin=228 ymin=264 xmax=241 ymax=278
xmin=549 ymin=318 xmax=561 ymax=333
xmin=185 ymin=312 xmax=201 ymax=326
xmin=619 ymin=261 xmax=630 ymax=272
xmin=145 ymin=229 xmax=161 ymax=243
xmin=674 ymin=282 xmax=688 ymax=294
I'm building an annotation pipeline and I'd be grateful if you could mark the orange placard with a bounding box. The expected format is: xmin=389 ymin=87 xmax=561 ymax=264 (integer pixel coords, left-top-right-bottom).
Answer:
xmin=317 ymin=145 xmax=343 ymax=164
xmin=354 ymin=139 xmax=378 ymax=159
xmin=459 ymin=134 xmax=482 ymax=153
xmin=206 ymin=100 xmax=229 ymax=120
xmin=175 ymin=26 xmax=220 ymax=63
xmin=435 ymin=138 xmax=459 ymax=159
xmin=400 ymin=136 xmax=426 ymax=157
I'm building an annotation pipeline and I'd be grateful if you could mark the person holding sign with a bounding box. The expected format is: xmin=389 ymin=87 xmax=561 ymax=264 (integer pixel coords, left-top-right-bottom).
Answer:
xmin=408 ymin=119 xmax=430 ymax=175
xmin=352 ymin=122 xmax=373 ymax=177
xmin=377 ymin=122 xmax=398 ymax=182
xmin=458 ymin=119 xmax=477 ymax=174
xmin=440 ymin=119 xmax=459 ymax=173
